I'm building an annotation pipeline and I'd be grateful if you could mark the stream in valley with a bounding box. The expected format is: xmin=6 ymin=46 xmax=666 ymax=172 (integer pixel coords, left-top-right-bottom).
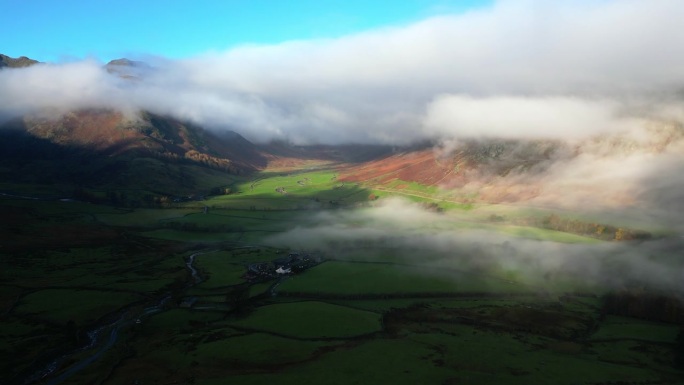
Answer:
xmin=20 ymin=250 xmax=215 ymax=385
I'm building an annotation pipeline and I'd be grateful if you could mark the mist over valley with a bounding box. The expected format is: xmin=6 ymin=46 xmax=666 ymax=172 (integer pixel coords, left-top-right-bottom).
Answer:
xmin=2 ymin=1 xmax=684 ymax=384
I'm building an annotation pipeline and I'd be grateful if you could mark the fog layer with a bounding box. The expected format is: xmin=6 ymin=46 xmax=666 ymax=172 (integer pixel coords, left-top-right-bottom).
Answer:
xmin=2 ymin=0 xmax=684 ymax=144
xmin=266 ymin=198 xmax=684 ymax=294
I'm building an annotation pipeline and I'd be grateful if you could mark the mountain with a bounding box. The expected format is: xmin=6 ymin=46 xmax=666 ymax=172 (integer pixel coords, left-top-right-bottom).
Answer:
xmin=106 ymin=58 xmax=147 ymax=67
xmin=0 ymin=109 xmax=269 ymax=202
xmin=338 ymin=122 xmax=684 ymax=208
xmin=0 ymin=54 xmax=39 ymax=68
xmin=4 ymin=102 xmax=682 ymax=211
xmin=3 ymin=54 xmax=683 ymax=212
xmin=105 ymin=57 xmax=153 ymax=79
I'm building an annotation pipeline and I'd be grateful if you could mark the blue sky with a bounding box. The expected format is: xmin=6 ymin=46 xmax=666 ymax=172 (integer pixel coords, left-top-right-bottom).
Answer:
xmin=1 ymin=0 xmax=491 ymax=62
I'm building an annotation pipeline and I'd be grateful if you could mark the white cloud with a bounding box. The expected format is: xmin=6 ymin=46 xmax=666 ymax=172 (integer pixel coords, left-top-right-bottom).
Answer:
xmin=2 ymin=0 xmax=684 ymax=144
xmin=265 ymin=198 xmax=684 ymax=292
xmin=423 ymin=95 xmax=643 ymax=139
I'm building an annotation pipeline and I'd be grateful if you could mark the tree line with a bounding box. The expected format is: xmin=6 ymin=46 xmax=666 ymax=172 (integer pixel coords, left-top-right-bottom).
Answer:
xmin=517 ymin=214 xmax=652 ymax=241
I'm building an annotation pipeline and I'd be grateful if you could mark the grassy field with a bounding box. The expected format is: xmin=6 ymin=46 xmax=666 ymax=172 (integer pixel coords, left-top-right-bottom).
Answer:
xmin=590 ymin=315 xmax=681 ymax=343
xmin=1 ymin=167 xmax=683 ymax=385
xmin=230 ymin=301 xmax=382 ymax=338
xmin=14 ymin=288 xmax=142 ymax=324
xmin=202 ymin=170 xmax=372 ymax=210
xmin=279 ymin=260 xmax=532 ymax=296
xmin=192 ymin=251 xmax=248 ymax=289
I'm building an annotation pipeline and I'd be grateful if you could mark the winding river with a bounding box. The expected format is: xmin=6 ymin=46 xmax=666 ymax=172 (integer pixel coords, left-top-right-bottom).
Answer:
xmin=22 ymin=251 xmax=213 ymax=385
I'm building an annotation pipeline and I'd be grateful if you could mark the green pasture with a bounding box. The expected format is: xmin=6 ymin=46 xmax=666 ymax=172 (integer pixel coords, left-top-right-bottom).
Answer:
xmin=238 ymin=230 xmax=287 ymax=244
xmin=497 ymin=224 xmax=601 ymax=243
xmin=1 ymin=247 xmax=112 ymax=287
xmin=207 ymin=192 xmax=369 ymax=210
xmin=159 ymin=211 xmax=301 ymax=232
xmin=194 ymin=333 xmax=333 ymax=367
xmin=206 ymin=170 xmax=371 ymax=209
xmin=186 ymin=247 xmax=284 ymax=294
xmin=368 ymin=185 xmax=473 ymax=210
xmin=230 ymin=301 xmax=382 ymax=338
xmin=15 ymin=288 xmax=141 ymax=324
xmin=440 ymin=214 xmax=602 ymax=244
xmin=193 ymin=253 xmax=246 ymax=289
xmin=211 ymin=337 xmax=453 ymax=385
xmin=0 ymin=182 xmax=73 ymax=198
xmin=232 ymin=170 xmax=339 ymax=196
xmin=77 ymin=322 xmax=243 ymax=384
xmin=105 ymin=278 xmax=180 ymax=292
xmin=0 ymin=320 xmax=66 ymax=380
xmin=3 ymin=166 xmax=684 ymax=385
xmin=107 ymin=308 xmax=681 ymax=385
xmin=139 ymin=229 xmax=243 ymax=242
xmin=105 ymin=207 xmax=305 ymax=241
xmin=249 ymin=281 xmax=274 ymax=298
xmin=0 ymin=285 xmax=23 ymax=312
xmin=427 ymin=298 xmax=537 ymax=309
xmin=591 ymin=316 xmax=680 ymax=343
xmin=411 ymin=328 xmax=668 ymax=385
xmin=192 ymin=295 xmax=230 ymax=304
xmin=0 ymin=198 xmax=118 ymax=217
xmin=326 ymin=298 xmax=427 ymax=312
xmin=435 ymin=200 xmax=475 ymax=210
xmin=1 ymin=246 xmax=185 ymax=293
xmin=279 ymin=260 xmax=531 ymax=296
xmin=194 ymin=247 xmax=284 ymax=265
xmin=589 ymin=339 xmax=677 ymax=374
xmin=387 ymin=179 xmax=436 ymax=192
xmin=96 ymin=207 xmax=198 ymax=226
xmin=91 ymin=331 xmax=334 ymax=384
xmin=99 ymin=206 xmax=298 ymax=230
xmin=381 ymin=179 xmax=443 ymax=198
xmin=145 ymin=308 xmax=228 ymax=330
xmin=48 ymin=271 xmax=179 ymax=293
xmin=0 ymin=319 xmax=46 ymax=345
xmin=203 ymin=196 xmax=316 ymax=210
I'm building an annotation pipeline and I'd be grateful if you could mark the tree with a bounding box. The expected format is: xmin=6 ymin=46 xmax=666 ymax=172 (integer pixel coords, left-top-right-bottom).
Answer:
xmin=595 ymin=224 xmax=605 ymax=236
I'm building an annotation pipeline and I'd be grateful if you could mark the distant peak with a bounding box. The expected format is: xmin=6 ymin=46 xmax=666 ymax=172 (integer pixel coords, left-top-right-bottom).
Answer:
xmin=106 ymin=58 xmax=149 ymax=68
xmin=0 ymin=54 xmax=40 ymax=68
xmin=105 ymin=58 xmax=153 ymax=79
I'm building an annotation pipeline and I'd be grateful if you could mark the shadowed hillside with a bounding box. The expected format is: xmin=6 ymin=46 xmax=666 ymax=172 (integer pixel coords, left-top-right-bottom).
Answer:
xmin=0 ymin=109 xmax=268 ymax=201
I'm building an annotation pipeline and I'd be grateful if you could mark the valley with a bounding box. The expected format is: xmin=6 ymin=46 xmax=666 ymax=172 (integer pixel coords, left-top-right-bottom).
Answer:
xmin=1 ymin=59 xmax=683 ymax=384
xmin=2 ymin=151 xmax=683 ymax=384
xmin=3 ymin=1 xmax=684 ymax=382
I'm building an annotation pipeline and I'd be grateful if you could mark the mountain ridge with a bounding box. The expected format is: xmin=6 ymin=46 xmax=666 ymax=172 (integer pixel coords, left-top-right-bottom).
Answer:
xmin=3 ymin=54 xmax=683 ymax=211
xmin=0 ymin=54 xmax=39 ymax=68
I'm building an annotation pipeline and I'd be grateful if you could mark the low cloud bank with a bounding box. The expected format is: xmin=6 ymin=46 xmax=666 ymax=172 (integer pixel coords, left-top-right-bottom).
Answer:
xmin=2 ymin=0 xmax=684 ymax=144
xmin=425 ymin=116 xmax=684 ymax=228
xmin=266 ymin=198 xmax=684 ymax=294
xmin=424 ymin=96 xmax=644 ymax=139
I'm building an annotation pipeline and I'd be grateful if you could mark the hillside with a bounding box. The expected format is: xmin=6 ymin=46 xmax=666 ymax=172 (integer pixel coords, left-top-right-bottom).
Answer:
xmin=2 ymin=58 xmax=684 ymax=385
xmin=2 ymin=55 xmax=683 ymax=215
xmin=0 ymin=106 xmax=392 ymax=205
xmin=338 ymin=122 xmax=684 ymax=209
xmin=104 ymin=57 xmax=152 ymax=79
xmin=0 ymin=109 xmax=267 ymax=201
xmin=0 ymin=54 xmax=39 ymax=68
xmin=4 ymin=104 xmax=683 ymax=214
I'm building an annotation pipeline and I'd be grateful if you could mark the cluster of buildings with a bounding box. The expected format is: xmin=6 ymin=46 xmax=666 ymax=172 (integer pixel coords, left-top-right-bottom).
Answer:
xmin=243 ymin=251 xmax=321 ymax=282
